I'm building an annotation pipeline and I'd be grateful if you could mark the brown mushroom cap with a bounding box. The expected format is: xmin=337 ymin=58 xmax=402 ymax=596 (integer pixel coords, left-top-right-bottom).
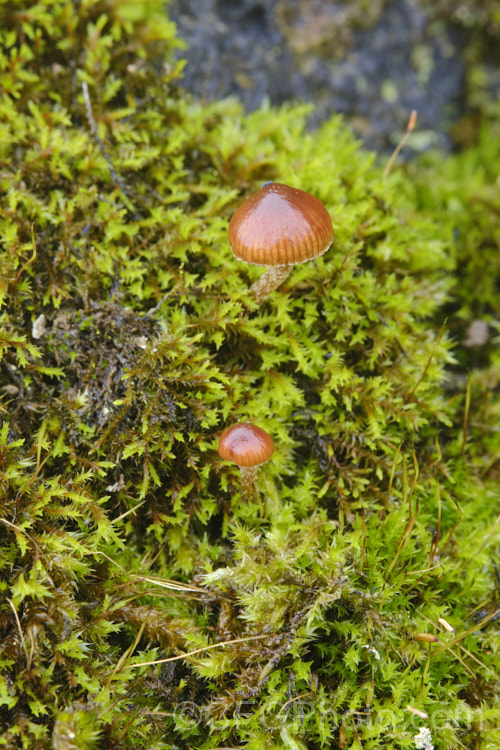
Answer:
xmin=228 ymin=182 xmax=334 ymax=267
xmin=218 ymin=423 xmax=274 ymax=468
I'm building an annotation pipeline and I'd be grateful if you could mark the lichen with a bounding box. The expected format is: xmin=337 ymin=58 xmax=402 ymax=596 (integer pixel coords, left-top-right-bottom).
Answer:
xmin=0 ymin=1 xmax=499 ymax=749
xmin=275 ymin=0 xmax=386 ymax=58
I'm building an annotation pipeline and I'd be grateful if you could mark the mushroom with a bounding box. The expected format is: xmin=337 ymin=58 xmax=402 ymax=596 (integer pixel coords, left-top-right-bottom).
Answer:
xmin=228 ymin=182 xmax=334 ymax=304
xmin=218 ymin=422 xmax=274 ymax=502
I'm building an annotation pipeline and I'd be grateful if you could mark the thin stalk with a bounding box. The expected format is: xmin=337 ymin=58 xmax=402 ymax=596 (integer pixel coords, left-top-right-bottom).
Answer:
xmin=383 ymin=109 xmax=417 ymax=180
xmin=419 ymin=642 xmax=432 ymax=703
xmin=240 ymin=465 xmax=259 ymax=502
xmin=249 ymin=265 xmax=291 ymax=304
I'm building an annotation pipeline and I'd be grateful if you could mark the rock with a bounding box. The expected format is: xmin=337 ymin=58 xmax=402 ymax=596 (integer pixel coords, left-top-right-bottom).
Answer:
xmin=169 ymin=0 xmax=467 ymax=151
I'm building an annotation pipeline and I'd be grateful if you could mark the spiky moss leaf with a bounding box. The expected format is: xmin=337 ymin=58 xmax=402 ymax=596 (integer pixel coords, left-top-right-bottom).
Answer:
xmin=0 ymin=0 xmax=499 ymax=748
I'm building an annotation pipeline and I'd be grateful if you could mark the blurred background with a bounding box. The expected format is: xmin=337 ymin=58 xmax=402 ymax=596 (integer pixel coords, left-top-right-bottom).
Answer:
xmin=169 ymin=0 xmax=500 ymax=154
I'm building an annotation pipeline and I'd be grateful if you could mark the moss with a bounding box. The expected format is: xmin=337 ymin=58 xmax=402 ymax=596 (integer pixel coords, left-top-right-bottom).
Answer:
xmin=0 ymin=1 xmax=499 ymax=749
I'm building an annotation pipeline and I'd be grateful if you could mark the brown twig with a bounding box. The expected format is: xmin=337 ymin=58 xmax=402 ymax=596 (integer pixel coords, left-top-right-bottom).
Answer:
xmin=81 ymin=80 xmax=133 ymax=202
xmin=122 ymin=634 xmax=268 ymax=670
xmin=383 ymin=109 xmax=418 ymax=180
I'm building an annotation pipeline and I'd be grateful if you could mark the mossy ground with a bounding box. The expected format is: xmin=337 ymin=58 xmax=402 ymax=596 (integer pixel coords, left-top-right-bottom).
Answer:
xmin=0 ymin=1 xmax=499 ymax=749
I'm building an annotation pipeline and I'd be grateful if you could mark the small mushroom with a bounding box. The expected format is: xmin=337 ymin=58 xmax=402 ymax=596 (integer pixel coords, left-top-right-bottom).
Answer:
xmin=228 ymin=182 xmax=334 ymax=304
xmin=218 ymin=422 xmax=274 ymax=502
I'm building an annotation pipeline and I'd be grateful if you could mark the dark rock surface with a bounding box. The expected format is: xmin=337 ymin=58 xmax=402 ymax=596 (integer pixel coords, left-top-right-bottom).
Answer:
xmin=168 ymin=0 xmax=469 ymax=151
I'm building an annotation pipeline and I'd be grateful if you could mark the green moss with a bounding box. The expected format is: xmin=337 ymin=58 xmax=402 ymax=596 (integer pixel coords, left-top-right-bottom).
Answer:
xmin=0 ymin=1 xmax=499 ymax=749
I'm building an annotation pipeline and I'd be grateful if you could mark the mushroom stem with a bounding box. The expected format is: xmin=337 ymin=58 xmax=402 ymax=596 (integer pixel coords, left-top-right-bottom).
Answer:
xmin=249 ymin=265 xmax=291 ymax=304
xmin=239 ymin=466 xmax=260 ymax=502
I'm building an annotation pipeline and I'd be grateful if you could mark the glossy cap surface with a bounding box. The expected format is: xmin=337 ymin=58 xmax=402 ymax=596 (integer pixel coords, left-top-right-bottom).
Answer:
xmin=218 ymin=423 xmax=274 ymax=467
xmin=228 ymin=182 xmax=334 ymax=267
